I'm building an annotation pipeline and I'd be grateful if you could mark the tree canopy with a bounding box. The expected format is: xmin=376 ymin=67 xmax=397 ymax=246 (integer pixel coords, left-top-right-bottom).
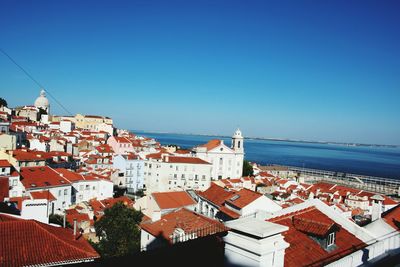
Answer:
xmin=93 ymin=202 xmax=143 ymax=258
xmin=0 ymin=97 xmax=7 ymax=107
xmin=242 ymin=160 xmax=254 ymax=177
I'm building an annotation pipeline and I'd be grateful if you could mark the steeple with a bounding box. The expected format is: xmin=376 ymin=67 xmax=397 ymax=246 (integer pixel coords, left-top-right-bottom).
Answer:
xmin=231 ymin=128 xmax=244 ymax=153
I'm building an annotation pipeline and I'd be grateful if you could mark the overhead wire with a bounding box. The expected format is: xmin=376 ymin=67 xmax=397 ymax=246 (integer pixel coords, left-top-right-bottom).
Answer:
xmin=0 ymin=48 xmax=73 ymax=116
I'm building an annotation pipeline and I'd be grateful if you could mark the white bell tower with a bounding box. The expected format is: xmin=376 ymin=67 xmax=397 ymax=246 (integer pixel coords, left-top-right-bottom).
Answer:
xmin=232 ymin=128 xmax=244 ymax=153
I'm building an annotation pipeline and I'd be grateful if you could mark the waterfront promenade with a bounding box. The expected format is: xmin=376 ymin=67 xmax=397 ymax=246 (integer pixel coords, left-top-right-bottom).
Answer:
xmin=288 ymin=166 xmax=400 ymax=197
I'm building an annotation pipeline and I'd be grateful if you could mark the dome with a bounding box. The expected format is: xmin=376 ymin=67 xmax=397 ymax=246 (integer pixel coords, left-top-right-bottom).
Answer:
xmin=232 ymin=128 xmax=243 ymax=138
xmin=34 ymin=89 xmax=49 ymax=109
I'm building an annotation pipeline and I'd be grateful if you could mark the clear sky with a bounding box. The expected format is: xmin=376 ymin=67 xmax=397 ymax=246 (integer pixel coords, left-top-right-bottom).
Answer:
xmin=1 ymin=0 xmax=399 ymax=145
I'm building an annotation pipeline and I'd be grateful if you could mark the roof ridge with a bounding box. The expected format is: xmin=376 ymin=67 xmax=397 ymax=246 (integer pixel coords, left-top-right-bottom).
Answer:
xmin=269 ymin=206 xmax=316 ymax=222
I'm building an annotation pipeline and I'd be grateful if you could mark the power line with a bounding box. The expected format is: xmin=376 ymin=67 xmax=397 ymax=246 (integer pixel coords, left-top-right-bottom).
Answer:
xmin=0 ymin=48 xmax=73 ymax=116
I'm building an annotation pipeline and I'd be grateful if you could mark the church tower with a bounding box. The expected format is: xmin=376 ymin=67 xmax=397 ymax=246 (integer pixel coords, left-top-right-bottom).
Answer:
xmin=232 ymin=128 xmax=244 ymax=153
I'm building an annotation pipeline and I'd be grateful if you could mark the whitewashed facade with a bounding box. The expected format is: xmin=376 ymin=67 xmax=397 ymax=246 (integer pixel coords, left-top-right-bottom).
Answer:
xmin=192 ymin=129 xmax=244 ymax=180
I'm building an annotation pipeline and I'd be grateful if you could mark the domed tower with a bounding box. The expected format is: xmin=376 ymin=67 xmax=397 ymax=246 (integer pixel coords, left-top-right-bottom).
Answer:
xmin=34 ymin=89 xmax=50 ymax=114
xmin=232 ymin=128 xmax=244 ymax=153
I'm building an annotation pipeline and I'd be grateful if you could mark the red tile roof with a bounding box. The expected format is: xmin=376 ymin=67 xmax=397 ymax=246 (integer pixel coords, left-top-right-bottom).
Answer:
xmin=198 ymin=139 xmax=222 ymax=151
xmin=0 ymin=160 xmax=12 ymax=167
xmin=268 ymin=207 xmax=366 ymax=267
xmin=166 ymin=156 xmax=210 ymax=165
xmin=89 ymin=196 xmax=134 ymax=218
xmin=0 ymin=214 xmax=99 ymax=266
xmin=96 ymin=144 xmax=114 ymax=154
xmin=152 ymin=191 xmax=196 ymax=210
xmin=66 ymin=209 xmax=92 ymax=227
xmin=382 ymin=204 xmax=400 ymax=231
xmin=197 ymin=183 xmax=235 ymax=207
xmin=383 ymin=197 xmax=398 ymax=206
xmin=140 ymin=208 xmax=227 ymax=242
xmin=224 ymin=188 xmax=262 ymax=209
xmin=10 ymin=149 xmax=50 ymax=162
xmin=114 ymin=136 xmax=132 ymax=144
xmin=20 ymin=166 xmax=71 ymax=189
xmin=0 ymin=178 xmax=9 ymax=202
xmin=30 ymin=191 xmax=57 ymax=201
xmin=219 ymin=206 xmax=240 ymax=219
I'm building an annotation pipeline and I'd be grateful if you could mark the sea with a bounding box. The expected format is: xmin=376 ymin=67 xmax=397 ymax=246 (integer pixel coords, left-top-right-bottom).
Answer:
xmin=133 ymin=130 xmax=400 ymax=180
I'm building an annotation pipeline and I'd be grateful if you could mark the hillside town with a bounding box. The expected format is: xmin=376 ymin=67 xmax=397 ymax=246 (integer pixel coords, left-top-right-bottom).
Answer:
xmin=0 ymin=91 xmax=400 ymax=266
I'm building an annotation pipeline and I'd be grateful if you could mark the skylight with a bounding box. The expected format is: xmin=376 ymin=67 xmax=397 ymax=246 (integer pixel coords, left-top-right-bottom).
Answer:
xmin=230 ymin=195 xmax=240 ymax=201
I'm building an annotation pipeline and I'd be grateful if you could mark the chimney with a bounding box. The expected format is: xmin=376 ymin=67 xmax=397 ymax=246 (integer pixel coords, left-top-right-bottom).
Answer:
xmin=63 ymin=213 xmax=66 ymax=228
xmin=371 ymin=195 xmax=384 ymax=222
xmin=152 ymin=210 xmax=162 ymax=222
xmin=73 ymin=219 xmax=77 ymax=238
xmin=164 ymin=155 xmax=169 ymax=162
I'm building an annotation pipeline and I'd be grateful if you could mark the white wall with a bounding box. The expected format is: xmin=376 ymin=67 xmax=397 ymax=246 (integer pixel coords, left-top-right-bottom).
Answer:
xmin=194 ymin=141 xmax=243 ymax=180
xmin=241 ymin=195 xmax=282 ymax=216
xmin=29 ymin=186 xmax=72 ymax=214
xmin=21 ymin=199 xmax=49 ymax=224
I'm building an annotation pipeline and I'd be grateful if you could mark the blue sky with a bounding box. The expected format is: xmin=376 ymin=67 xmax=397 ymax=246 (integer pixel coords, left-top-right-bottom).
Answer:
xmin=1 ymin=0 xmax=399 ymax=144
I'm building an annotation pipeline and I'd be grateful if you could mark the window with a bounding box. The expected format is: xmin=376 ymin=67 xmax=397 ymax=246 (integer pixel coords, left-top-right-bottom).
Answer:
xmin=327 ymin=232 xmax=335 ymax=247
xmin=58 ymin=190 xmax=62 ymax=196
xmin=64 ymin=189 xmax=68 ymax=195
xmin=13 ymin=179 xmax=17 ymax=186
xmin=80 ymin=185 xmax=84 ymax=190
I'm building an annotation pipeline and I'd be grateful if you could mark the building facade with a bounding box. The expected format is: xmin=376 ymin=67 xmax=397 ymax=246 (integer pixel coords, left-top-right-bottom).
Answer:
xmin=192 ymin=129 xmax=244 ymax=180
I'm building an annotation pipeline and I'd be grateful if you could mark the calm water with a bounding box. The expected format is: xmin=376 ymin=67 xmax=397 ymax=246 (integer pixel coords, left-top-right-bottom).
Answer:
xmin=133 ymin=131 xmax=400 ymax=179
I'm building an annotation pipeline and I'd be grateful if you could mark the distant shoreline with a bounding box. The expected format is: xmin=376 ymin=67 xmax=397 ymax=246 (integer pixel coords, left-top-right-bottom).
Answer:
xmin=130 ymin=129 xmax=400 ymax=149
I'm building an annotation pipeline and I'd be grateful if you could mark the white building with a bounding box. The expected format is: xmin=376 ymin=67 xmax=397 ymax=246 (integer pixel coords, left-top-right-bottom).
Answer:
xmin=192 ymin=129 xmax=244 ymax=180
xmin=19 ymin=166 xmax=73 ymax=215
xmin=223 ymin=199 xmax=398 ymax=267
xmin=60 ymin=120 xmax=75 ymax=133
xmin=144 ymin=153 xmax=212 ymax=194
xmin=113 ymin=154 xmax=145 ymax=193
xmin=55 ymin=168 xmax=114 ymax=203
xmin=197 ymin=184 xmax=282 ymax=221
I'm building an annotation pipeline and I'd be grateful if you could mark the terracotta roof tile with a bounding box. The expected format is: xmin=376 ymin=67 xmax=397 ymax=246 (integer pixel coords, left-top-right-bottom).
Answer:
xmin=0 ymin=214 xmax=99 ymax=266
xmin=197 ymin=183 xmax=235 ymax=207
xmin=224 ymin=188 xmax=262 ymax=209
xmin=30 ymin=191 xmax=57 ymax=201
xmin=0 ymin=160 xmax=12 ymax=167
xmin=269 ymin=207 xmax=366 ymax=267
xmin=0 ymin=178 xmax=9 ymax=202
xmin=166 ymin=156 xmax=210 ymax=165
xmin=382 ymin=204 xmax=400 ymax=231
xmin=152 ymin=191 xmax=196 ymax=210
xmin=140 ymin=208 xmax=227 ymax=242
xmin=198 ymin=139 xmax=222 ymax=151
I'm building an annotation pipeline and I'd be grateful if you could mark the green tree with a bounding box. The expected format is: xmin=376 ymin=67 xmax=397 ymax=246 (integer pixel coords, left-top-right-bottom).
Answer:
xmin=93 ymin=202 xmax=143 ymax=258
xmin=242 ymin=160 xmax=254 ymax=177
xmin=0 ymin=97 xmax=7 ymax=107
